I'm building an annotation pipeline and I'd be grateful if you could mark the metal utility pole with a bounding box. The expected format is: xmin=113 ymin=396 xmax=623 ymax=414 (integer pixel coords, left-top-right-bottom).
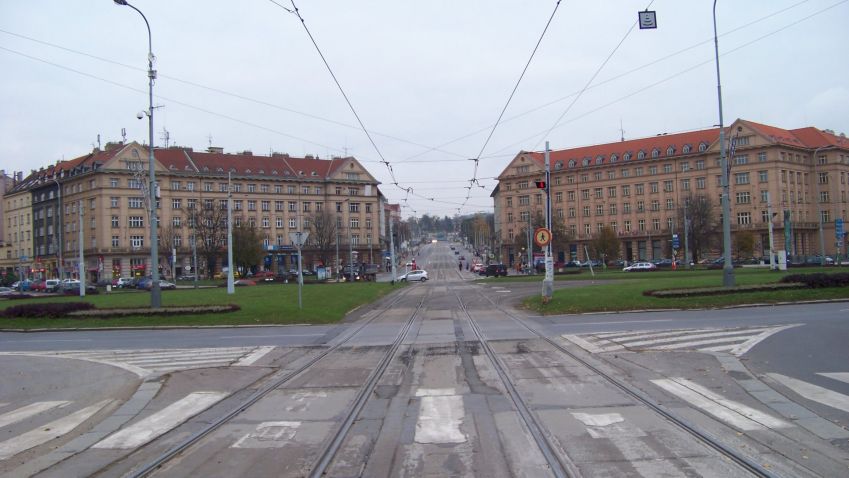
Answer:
xmin=543 ymin=142 xmax=553 ymax=300
xmin=114 ymin=0 xmax=161 ymax=305
xmin=348 ymin=227 xmax=354 ymax=283
xmin=226 ymin=172 xmax=234 ymax=294
xmin=767 ymin=191 xmax=776 ymax=270
xmin=390 ymin=219 xmax=397 ymax=283
xmin=713 ymin=0 xmax=735 ymax=287
xmin=335 ymin=226 xmax=340 ymax=282
xmin=78 ymin=200 xmax=85 ymax=297
xmin=526 ymin=215 xmax=532 ymax=275
xmin=192 ymin=221 xmax=198 ymax=289
xmin=683 ymin=199 xmax=690 ymax=267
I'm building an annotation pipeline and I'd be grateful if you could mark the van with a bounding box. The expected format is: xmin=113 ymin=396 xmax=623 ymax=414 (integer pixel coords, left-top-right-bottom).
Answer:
xmin=45 ymin=279 xmax=60 ymax=292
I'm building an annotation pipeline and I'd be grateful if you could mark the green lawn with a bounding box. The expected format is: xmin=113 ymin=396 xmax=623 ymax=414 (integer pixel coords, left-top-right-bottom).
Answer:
xmin=0 ymin=282 xmax=400 ymax=329
xmin=520 ymin=267 xmax=849 ymax=314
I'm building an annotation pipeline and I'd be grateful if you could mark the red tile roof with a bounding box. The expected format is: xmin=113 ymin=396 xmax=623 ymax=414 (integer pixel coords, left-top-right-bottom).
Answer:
xmin=186 ymin=151 xmax=347 ymax=179
xmin=521 ymin=127 xmax=720 ymax=170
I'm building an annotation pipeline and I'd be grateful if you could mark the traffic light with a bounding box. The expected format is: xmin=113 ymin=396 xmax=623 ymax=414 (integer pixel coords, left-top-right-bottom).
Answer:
xmin=535 ymin=181 xmax=546 ymax=189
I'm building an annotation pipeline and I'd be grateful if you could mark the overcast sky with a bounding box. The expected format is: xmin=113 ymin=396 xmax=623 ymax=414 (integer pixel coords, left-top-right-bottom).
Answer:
xmin=2 ymin=1 xmax=847 ymax=218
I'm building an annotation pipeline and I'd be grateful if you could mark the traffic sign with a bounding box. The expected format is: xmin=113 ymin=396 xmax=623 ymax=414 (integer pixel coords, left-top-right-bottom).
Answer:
xmin=638 ymin=10 xmax=657 ymax=29
xmin=672 ymin=233 xmax=680 ymax=250
xmin=533 ymin=228 xmax=552 ymax=247
xmin=836 ymin=218 xmax=844 ymax=239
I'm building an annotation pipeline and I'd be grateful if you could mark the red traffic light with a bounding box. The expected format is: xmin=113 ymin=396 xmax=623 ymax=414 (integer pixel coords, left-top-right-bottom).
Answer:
xmin=535 ymin=181 xmax=546 ymax=189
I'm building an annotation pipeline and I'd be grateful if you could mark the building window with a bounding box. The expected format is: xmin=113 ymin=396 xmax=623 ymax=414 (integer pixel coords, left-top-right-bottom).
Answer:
xmin=172 ymin=198 xmax=182 ymax=209
xmin=696 ymin=177 xmax=706 ymax=189
xmin=204 ymin=182 xmax=213 ymax=192
xmin=595 ymin=188 xmax=603 ymax=199
xmin=734 ymin=155 xmax=748 ymax=165
xmin=110 ymin=178 xmax=119 ymax=188
xmin=819 ymin=190 xmax=830 ymax=203
xmin=262 ymin=217 xmax=270 ymax=228
xmin=736 ymin=191 xmax=751 ymax=204
xmin=735 ymin=172 xmax=750 ymax=185
xmin=663 ymin=180 xmax=673 ymax=192
xmin=623 ymin=203 xmax=631 ymax=214
xmin=737 ymin=212 xmax=751 ymax=225
xmin=130 ymin=235 xmax=144 ymax=248
xmin=663 ymin=164 xmax=672 ymax=173
xmin=128 ymin=197 xmax=144 ymax=208
xmin=652 ymin=218 xmax=660 ymax=230
xmin=622 ymin=185 xmax=630 ymax=197
xmin=111 ymin=197 xmax=119 ymax=208
xmin=650 ymin=183 xmax=659 ymax=194
xmin=234 ymin=200 xmax=243 ymax=211
xmin=247 ymin=184 xmax=256 ymax=193
xmin=666 ymin=199 xmax=674 ymax=210
xmin=288 ymin=218 xmax=296 ymax=228
xmin=129 ymin=216 xmax=144 ymax=228
xmin=583 ymin=206 xmax=590 ymax=217
xmin=262 ymin=200 xmax=270 ymax=211
xmin=681 ymin=179 xmax=690 ymax=191
xmin=637 ymin=201 xmax=644 ymax=212
xmin=111 ymin=216 xmax=119 ymax=228
xmin=635 ymin=184 xmax=644 ymax=195
xmin=112 ymin=236 xmax=120 ymax=247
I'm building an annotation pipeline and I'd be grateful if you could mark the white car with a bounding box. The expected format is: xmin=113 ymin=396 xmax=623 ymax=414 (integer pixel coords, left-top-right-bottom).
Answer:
xmin=400 ymin=270 xmax=428 ymax=282
xmin=622 ymin=262 xmax=657 ymax=272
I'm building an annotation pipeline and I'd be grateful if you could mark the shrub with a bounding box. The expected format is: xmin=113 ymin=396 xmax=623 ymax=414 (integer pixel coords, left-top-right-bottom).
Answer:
xmin=2 ymin=302 xmax=95 ymax=318
xmin=780 ymin=272 xmax=849 ymax=288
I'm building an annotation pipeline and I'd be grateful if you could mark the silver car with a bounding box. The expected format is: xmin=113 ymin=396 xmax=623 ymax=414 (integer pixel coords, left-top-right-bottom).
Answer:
xmin=400 ymin=270 xmax=429 ymax=282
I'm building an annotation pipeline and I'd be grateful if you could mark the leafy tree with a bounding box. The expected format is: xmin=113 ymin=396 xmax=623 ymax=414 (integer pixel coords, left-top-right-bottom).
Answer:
xmin=590 ymin=225 xmax=621 ymax=264
xmin=734 ymin=230 xmax=756 ymax=259
xmin=232 ymin=224 xmax=264 ymax=274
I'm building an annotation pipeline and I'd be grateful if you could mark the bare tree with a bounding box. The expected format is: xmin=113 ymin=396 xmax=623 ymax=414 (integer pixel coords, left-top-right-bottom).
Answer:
xmin=678 ymin=193 xmax=720 ymax=263
xmin=188 ymin=204 xmax=228 ymax=278
xmin=590 ymin=225 xmax=621 ymax=265
xmin=734 ymin=230 xmax=755 ymax=259
xmin=158 ymin=221 xmax=181 ymax=281
xmin=307 ymin=208 xmax=338 ymax=267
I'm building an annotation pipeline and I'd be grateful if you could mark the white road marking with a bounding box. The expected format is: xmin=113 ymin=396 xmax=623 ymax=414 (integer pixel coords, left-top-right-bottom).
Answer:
xmin=768 ymin=373 xmax=849 ymax=413
xmin=415 ymin=388 xmax=466 ymax=444
xmin=818 ymin=372 xmax=849 ymax=385
xmin=0 ymin=400 xmax=111 ymax=460
xmin=559 ymin=319 xmax=675 ymax=326
xmin=219 ymin=334 xmax=325 ymax=339
xmin=231 ymin=421 xmax=300 ymax=449
xmin=564 ymin=325 xmax=800 ymax=356
xmin=234 ymin=345 xmax=275 ymax=366
xmin=93 ymin=391 xmax=227 ymax=449
xmin=652 ymin=378 xmax=791 ymax=431
xmin=0 ymin=401 xmax=70 ymax=429
xmin=571 ymin=412 xmax=646 ymax=439
xmin=729 ymin=324 xmax=801 ymax=356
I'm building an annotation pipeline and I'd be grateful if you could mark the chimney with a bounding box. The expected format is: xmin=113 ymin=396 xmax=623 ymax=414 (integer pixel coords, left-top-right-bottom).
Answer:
xmin=104 ymin=141 xmax=124 ymax=151
xmin=241 ymin=150 xmax=253 ymax=156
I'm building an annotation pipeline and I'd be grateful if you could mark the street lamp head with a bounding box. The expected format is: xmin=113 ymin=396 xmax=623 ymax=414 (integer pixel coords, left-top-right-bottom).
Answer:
xmin=113 ymin=0 xmax=129 ymax=5
xmin=136 ymin=111 xmax=145 ymax=120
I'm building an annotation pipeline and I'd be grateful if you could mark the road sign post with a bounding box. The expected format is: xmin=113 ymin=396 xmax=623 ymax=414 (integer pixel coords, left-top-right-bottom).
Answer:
xmin=289 ymin=231 xmax=309 ymax=310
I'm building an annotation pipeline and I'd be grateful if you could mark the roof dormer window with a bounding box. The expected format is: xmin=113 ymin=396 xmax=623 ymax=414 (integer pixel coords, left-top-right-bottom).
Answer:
xmin=699 ymin=142 xmax=708 ymax=152
xmin=637 ymin=150 xmax=646 ymax=160
xmin=651 ymin=148 xmax=660 ymax=158
xmin=666 ymin=146 xmax=675 ymax=156
xmin=682 ymin=144 xmax=692 ymax=154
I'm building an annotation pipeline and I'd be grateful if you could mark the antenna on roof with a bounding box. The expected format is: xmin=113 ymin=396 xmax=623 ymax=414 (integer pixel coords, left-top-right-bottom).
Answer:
xmin=619 ymin=119 xmax=625 ymax=142
xmin=97 ymin=134 xmax=101 ymax=150
xmin=207 ymin=134 xmax=213 ymax=149
xmin=121 ymin=128 xmax=127 ymax=143
xmin=160 ymin=127 xmax=170 ymax=148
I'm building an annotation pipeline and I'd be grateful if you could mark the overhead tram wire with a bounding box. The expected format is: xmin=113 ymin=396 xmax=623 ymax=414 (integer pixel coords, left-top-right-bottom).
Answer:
xmin=484 ymin=0 xmax=849 ymax=159
xmin=394 ymin=0 xmax=825 ymax=165
xmin=531 ymin=0 xmax=656 ymax=152
xmin=460 ymin=0 xmax=565 ymax=213
xmin=0 ymin=29 xmax=472 ymax=162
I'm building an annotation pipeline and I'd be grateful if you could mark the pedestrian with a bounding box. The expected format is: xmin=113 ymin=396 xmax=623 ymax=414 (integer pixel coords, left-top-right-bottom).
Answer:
xmin=459 ymin=262 xmax=462 ymax=271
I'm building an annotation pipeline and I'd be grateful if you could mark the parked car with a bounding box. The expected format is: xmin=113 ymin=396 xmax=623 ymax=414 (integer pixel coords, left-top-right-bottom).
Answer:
xmin=177 ymin=274 xmax=197 ymax=281
xmin=400 ymin=270 xmax=428 ymax=282
xmin=158 ymin=280 xmax=177 ymax=290
xmin=234 ymin=279 xmax=257 ymax=286
xmin=623 ymin=262 xmax=658 ymax=272
xmin=44 ymin=279 xmax=60 ymax=292
xmin=30 ymin=280 xmax=46 ymax=292
xmin=135 ymin=277 xmax=154 ymax=290
xmin=652 ymin=258 xmax=680 ymax=268
xmin=62 ymin=283 xmax=99 ymax=295
xmin=116 ymin=277 xmax=135 ymax=288
xmin=12 ymin=280 xmax=33 ymax=291
xmin=0 ymin=286 xmax=15 ymax=296
xmin=484 ymin=264 xmax=508 ymax=277
xmin=471 ymin=263 xmax=484 ymax=273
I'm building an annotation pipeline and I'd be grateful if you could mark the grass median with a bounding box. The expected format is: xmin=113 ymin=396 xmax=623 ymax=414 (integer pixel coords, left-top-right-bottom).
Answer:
xmin=517 ymin=267 xmax=849 ymax=314
xmin=0 ymin=282 xmax=400 ymax=329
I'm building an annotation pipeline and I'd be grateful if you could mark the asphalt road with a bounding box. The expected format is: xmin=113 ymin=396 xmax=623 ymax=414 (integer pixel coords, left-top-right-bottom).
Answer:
xmin=1 ymin=241 xmax=848 ymax=477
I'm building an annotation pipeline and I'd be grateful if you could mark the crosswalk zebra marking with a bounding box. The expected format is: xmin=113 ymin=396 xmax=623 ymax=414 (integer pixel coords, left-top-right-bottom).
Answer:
xmin=563 ymin=324 xmax=800 ymax=356
xmin=93 ymin=391 xmax=227 ymax=449
xmin=0 ymin=400 xmax=112 ymax=460
xmin=817 ymin=372 xmax=849 ymax=385
xmin=0 ymin=401 xmax=70 ymax=429
xmin=768 ymin=373 xmax=849 ymax=414
xmin=0 ymin=346 xmax=274 ymax=377
xmin=652 ymin=378 xmax=792 ymax=431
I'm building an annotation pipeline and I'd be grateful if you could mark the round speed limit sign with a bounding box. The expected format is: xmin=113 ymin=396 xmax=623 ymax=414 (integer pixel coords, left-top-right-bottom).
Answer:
xmin=533 ymin=227 xmax=552 ymax=247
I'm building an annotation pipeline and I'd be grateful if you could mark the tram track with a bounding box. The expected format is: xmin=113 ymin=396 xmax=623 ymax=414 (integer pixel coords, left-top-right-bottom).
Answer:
xmin=118 ymin=286 xmax=425 ymax=478
xmin=463 ymin=274 xmax=777 ymax=478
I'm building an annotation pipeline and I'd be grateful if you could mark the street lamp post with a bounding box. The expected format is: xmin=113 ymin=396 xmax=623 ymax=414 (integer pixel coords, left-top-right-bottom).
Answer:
xmin=713 ymin=0 xmax=735 ymax=287
xmin=813 ymin=146 xmax=828 ymax=266
xmin=114 ymin=0 xmax=161 ymax=307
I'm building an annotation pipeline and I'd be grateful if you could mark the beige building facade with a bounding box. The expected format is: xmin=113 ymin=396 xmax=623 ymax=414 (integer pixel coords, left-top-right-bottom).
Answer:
xmin=2 ymin=142 xmax=383 ymax=281
xmin=494 ymin=119 xmax=849 ymax=266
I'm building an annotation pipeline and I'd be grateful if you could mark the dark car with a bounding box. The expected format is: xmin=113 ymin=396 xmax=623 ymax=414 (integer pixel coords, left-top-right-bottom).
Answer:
xmin=484 ymin=264 xmax=508 ymax=277
xmin=62 ymin=284 xmax=99 ymax=295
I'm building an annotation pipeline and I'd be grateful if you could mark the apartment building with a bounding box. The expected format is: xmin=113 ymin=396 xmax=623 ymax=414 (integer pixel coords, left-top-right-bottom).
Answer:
xmin=1 ymin=142 xmax=383 ymax=281
xmin=493 ymin=119 xmax=849 ymax=265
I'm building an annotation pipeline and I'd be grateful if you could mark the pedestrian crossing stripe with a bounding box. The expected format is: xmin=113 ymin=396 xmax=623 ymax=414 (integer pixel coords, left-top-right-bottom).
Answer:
xmin=0 ymin=346 xmax=275 ymax=378
xmin=563 ymin=324 xmax=800 ymax=356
